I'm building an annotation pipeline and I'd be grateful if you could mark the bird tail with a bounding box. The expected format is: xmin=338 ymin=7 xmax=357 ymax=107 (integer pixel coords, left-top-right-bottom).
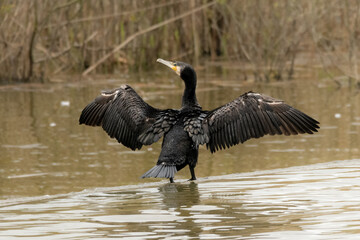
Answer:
xmin=141 ymin=164 xmax=177 ymax=179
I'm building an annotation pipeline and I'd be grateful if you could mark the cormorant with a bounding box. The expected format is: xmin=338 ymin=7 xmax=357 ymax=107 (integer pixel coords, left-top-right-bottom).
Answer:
xmin=79 ymin=58 xmax=319 ymax=183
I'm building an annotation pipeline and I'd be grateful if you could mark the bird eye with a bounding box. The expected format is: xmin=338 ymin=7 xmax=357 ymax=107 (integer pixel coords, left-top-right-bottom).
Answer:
xmin=173 ymin=63 xmax=177 ymax=66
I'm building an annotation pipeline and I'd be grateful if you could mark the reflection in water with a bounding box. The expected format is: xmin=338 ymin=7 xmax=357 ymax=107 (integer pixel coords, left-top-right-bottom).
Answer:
xmin=159 ymin=182 xmax=204 ymax=239
xmin=1 ymin=159 xmax=360 ymax=239
xmin=159 ymin=182 xmax=200 ymax=208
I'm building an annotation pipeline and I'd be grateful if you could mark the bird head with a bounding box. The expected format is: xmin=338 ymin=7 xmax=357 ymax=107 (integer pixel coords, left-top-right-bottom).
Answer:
xmin=157 ymin=58 xmax=196 ymax=84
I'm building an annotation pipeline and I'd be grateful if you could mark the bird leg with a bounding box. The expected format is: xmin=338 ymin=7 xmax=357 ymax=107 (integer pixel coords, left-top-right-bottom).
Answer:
xmin=188 ymin=166 xmax=196 ymax=181
xmin=169 ymin=177 xmax=174 ymax=183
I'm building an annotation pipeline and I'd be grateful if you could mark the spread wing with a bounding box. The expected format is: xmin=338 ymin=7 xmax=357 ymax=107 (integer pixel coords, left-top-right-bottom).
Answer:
xmin=79 ymin=84 xmax=178 ymax=150
xmin=203 ymin=91 xmax=320 ymax=153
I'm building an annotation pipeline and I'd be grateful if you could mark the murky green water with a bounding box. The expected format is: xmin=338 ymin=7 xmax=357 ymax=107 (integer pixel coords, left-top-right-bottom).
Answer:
xmin=0 ymin=70 xmax=360 ymax=239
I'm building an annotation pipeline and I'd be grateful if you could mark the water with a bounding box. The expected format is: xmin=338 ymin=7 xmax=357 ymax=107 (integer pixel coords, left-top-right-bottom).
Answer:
xmin=1 ymin=160 xmax=360 ymax=239
xmin=0 ymin=71 xmax=360 ymax=238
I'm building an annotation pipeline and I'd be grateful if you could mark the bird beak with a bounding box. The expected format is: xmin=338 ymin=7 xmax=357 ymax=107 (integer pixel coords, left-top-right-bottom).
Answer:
xmin=157 ymin=58 xmax=180 ymax=76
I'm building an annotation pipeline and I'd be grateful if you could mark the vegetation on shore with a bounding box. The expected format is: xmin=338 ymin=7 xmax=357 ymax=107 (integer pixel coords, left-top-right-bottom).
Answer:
xmin=0 ymin=0 xmax=359 ymax=83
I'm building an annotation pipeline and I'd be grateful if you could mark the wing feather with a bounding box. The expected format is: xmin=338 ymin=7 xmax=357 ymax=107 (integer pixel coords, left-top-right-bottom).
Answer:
xmin=79 ymin=85 xmax=178 ymax=150
xmin=204 ymin=91 xmax=320 ymax=153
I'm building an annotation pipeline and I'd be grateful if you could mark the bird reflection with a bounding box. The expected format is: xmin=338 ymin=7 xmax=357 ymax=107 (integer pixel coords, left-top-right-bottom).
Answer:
xmin=159 ymin=182 xmax=200 ymax=209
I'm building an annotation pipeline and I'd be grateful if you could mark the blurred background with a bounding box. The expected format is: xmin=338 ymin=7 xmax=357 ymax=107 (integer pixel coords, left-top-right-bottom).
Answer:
xmin=0 ymin=0 xmax=360 ymax=85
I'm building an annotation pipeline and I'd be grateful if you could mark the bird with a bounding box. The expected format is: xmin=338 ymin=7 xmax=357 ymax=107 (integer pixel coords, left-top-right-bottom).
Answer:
xmin=79 ymin=58 xmax=320 ymax=183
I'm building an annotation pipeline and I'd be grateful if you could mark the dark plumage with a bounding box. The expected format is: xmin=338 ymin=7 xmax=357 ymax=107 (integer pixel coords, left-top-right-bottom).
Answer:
xmin=79 ymin=58 xmax=320 ymax=183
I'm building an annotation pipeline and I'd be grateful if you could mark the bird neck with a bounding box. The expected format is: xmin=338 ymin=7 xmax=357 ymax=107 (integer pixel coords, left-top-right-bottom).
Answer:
xmin=182 ymin=78 xmax=200 ymax=109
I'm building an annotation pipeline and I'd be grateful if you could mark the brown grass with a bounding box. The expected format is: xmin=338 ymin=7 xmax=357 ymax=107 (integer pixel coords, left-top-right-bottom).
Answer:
xmin=0 ymin=0 xmax=359 ymax=83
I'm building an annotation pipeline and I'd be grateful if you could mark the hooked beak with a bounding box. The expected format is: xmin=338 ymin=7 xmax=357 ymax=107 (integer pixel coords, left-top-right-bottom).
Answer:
xmin=157 ymin=58 xmax=180 ymax=76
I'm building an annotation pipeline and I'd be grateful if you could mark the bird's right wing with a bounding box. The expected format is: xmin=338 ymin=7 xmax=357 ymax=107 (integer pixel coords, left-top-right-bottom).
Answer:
xmin=79 ymin=84 xmax=178 ymax=150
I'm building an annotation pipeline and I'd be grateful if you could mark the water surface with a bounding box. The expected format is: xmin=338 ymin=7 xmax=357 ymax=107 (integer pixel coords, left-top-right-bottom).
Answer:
xmin=1 ymin=159 xmax=360 ymax=239
xmin=0 ymin=70 xmax=359 ymax=238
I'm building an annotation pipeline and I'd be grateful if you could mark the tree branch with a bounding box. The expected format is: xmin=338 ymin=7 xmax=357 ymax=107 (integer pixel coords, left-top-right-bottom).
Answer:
xmin=82 ymin=0 xmax=216 ymax=76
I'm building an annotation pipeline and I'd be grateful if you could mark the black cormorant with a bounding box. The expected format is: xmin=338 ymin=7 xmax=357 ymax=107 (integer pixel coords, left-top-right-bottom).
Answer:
xmin=79 ymin=59 xmax=320 ymax=183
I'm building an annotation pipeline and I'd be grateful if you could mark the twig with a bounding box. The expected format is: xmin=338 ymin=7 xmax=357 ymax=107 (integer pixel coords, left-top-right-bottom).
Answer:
xmin=45 ymin=0 xmax=186 ymax=29
xmin=82 ymin=0 xmax=216 ymax=76
xmin=35 ymin=31 xmax=98 ymax=63
xmin=52 ymin=0 xmax=79 ymax=12
xmin=27 ymin=1 xmax=38 ymax=81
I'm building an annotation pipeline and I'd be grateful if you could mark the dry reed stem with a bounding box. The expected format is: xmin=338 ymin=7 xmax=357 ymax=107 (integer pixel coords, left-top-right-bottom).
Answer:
xmin=0 ymin=0 xmax=359 ymax=84
xmin=82 ymin=0 xmax=216 ymax=76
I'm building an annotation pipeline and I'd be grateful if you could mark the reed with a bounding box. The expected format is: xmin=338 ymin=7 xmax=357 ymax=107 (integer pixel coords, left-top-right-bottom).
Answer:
xmin=0 ymin=0 xmax=359 ymax=83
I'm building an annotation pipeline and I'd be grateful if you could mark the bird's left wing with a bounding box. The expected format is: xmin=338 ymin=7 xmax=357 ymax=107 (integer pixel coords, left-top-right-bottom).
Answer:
xmin=203 ymin=91 xmax=320 ymax=153
xmin=79 ymin=85 xmax=178 ymax=150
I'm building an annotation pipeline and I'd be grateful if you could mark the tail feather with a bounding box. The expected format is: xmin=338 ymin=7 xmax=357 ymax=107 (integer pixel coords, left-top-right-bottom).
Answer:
xmin=141 ymin=164 xmax=177 ymax=179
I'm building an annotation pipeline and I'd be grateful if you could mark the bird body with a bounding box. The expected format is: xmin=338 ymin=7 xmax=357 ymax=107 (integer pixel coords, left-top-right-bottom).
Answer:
xmin=79 ymin=59 xmax=320 ymax=183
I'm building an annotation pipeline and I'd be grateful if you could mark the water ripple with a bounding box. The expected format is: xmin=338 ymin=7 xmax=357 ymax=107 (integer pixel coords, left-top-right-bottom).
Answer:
xmin=1 ymin=159 xmax=360 ymax=239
